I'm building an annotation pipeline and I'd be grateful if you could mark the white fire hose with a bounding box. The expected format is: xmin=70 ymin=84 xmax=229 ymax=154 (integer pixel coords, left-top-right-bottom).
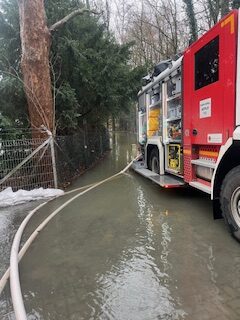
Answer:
xmin=0 ymin=156 xmax=139 ymax=320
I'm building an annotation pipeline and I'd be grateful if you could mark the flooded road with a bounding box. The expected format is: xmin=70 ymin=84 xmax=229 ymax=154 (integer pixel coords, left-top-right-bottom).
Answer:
xmin=1 ymin=133 xmax=240 ymax=320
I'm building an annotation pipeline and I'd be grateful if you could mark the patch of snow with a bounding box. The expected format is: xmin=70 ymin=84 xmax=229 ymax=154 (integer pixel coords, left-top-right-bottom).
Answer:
xmin=0 ymin=187 xmax=64 ymax=208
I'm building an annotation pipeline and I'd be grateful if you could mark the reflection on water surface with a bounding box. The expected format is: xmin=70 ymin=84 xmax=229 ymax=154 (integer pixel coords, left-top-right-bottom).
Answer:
xmin=1 ymin=133 xmax=240 ymax=320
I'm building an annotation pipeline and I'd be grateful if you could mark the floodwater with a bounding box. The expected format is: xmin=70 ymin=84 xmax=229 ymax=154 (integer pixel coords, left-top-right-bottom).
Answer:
xmin=1 ymin=132 xmax=240 ymax=320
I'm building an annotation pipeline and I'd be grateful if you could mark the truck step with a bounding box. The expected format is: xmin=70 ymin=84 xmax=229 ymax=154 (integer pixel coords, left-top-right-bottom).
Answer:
xmin=191 ymin=159 xmax=216 ymax=169
xmin=189 ymin=181 xmax=211 ymax=194
xmin=132 ymin=166 xmax=185 ymax=188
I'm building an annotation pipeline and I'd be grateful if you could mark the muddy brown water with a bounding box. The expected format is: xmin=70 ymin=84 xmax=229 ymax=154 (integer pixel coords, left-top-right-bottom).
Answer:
xmin=1 ymin=132 xmax=240 ymax=320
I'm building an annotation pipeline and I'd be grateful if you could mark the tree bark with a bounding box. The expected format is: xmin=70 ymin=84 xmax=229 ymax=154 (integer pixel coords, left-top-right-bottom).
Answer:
xmin=112 ymin=115 xmax=116 ymax=131
xmin=17 ymin=1 xmax=98 ymax=135
xmin=49 ymin=8 xmax=97 ymax=32
xmin=183 ymin=0 xmax=198 ymax=43
xmin=232 ymin=0 xmax=240 ymax=9
xmin=86 ymin=0 xmax=90 ymax=9
xmin=221 ymin=0 xmax=230 ymax=18
xmin=17 ymin=0 xmax=53 ymax=133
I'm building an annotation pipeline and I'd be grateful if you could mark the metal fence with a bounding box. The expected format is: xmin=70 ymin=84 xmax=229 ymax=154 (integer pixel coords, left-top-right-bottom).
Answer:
xmin=55 ymin=128 xmax=109 ymax=187
xmin=0 ymin=128 xmax=110 ymax=191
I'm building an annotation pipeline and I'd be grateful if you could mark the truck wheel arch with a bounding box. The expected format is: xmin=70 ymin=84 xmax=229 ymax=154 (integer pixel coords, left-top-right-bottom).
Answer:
xmin=146 ymin=144 xmax=159 ymax=170
xmin=212 ymin=140 xmax=240 ymax=216
xmin=220 ymin=165 xmax=240 ymax=241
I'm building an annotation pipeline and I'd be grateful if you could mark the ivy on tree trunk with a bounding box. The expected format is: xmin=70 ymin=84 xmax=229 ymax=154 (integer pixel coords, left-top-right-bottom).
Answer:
xmin=183 ymin=0 xmax=198 ymax=43
xmin=221 ymin=0 xmax=230 ymax=18
xmin=232 ymin=0 xmax=240 ymax=9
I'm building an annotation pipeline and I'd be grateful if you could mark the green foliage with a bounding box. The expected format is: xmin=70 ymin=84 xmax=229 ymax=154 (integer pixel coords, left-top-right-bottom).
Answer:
xmin=0 ymin=74 xmax=28 ymax=126
xmin=0 ymin=0 xmax=28 ymax=128
xmin=232 ymin=0 xmax=240 ymax=9
xmin=0 ymin=0 xmax=20 ymax=71
xmin=48 ymin=2 xmax=146 ymax=132
xmin=0 ymin=0 xmax=146 ymax=133
xmin=0 ymin=113 xmax=12 ymax=128
xmin=55 ymin=82 xmax=81 ymax=132
xmin=0 ymin=113 xmax=25 ymax=140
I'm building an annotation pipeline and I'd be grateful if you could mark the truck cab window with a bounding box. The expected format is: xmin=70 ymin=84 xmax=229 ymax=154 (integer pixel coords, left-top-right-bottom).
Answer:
xmin=195 ymin=36 xmax=219 ymax=90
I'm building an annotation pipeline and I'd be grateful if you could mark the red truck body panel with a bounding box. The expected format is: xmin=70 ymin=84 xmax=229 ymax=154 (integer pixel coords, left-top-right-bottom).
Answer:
xmin=183 ymin=10 xmax=238 ymax=183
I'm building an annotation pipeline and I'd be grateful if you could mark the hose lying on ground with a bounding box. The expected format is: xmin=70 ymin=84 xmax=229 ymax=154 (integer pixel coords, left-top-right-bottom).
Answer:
xmin=0 ymin=156 xmax=139 ymax=320
xmin=0 ymin=182 xmax=100 ymax=295
xmin=0 ymin=175 xmax=124 ymax=295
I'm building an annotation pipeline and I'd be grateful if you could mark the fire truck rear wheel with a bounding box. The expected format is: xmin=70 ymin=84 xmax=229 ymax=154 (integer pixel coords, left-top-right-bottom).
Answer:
xmin=220 ymin=165 xmax=240 ymax=242
xmin=149 ymin=148 xmax=159 ymax=174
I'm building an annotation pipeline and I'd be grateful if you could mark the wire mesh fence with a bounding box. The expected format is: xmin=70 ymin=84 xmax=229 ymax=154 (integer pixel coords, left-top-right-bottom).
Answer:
xmin=55 ymin=128 xmax=110 ymax=187
xmin=0 ymin=131 xmax=54 ymax=191
xmin=0 ymin=127 xmax=110 ymax=191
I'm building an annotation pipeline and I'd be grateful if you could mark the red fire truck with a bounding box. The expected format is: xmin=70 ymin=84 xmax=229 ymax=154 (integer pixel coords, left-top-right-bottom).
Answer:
xmin=133 ymin=10 xmax=240 ymax=241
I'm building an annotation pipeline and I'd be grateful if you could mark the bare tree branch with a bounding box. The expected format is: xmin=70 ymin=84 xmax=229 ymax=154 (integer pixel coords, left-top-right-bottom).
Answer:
xmin=49 ymin=8 xmax=99 ymax=32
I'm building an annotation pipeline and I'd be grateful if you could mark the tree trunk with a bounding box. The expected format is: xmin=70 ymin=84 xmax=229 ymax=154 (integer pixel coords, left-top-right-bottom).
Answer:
xmin=112 ymin=115 xmax=116 ymax=131
xmin=17 ymin=0 xmax=54 ymax=134
xmin=86 ymin=0 xmax=90 ymax=10
xmin=221 ymin=0 xmax=230 ymax=18
xmin=183 ymin=0 xmax=198 ymax=43
xmin=232 ymin=0 xmax=240 ymax=9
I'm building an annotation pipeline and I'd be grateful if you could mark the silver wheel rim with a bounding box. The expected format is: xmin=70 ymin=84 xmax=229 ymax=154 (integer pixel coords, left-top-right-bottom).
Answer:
xmin=151 ymin=157 xmax=159 ymax=174
xmin=230 ymin=187 xmax=240 ymax=228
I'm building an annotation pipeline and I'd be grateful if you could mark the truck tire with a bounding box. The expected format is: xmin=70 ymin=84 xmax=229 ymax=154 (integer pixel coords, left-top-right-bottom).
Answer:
xmin=149 ymin=148 xmax=160 ymax=174
xmin=220 ymin=165 xmax=240 ymax=241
